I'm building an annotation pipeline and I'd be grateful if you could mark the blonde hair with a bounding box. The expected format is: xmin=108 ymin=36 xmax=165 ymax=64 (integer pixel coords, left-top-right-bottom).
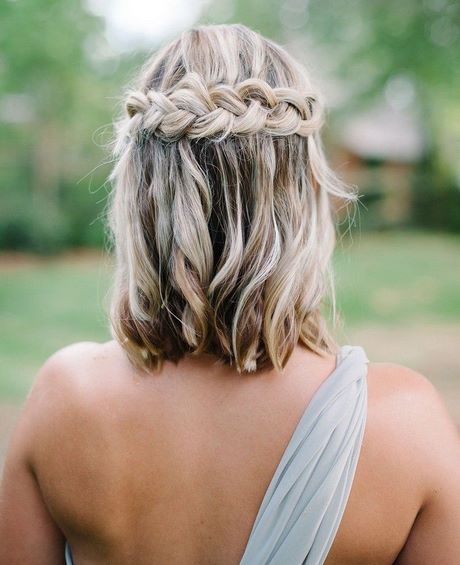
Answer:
xmin=108 ymin=23 xmax=355 ymax=374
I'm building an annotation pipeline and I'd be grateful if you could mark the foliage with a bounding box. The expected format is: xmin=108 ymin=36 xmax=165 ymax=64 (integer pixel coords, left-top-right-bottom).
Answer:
xmin=207 ymin=0 xmax=460 ymax=108
xmin=411 ymin=164 xmax=460 ymax=233
xmin=0 ymin=0 xmax=135 ymax=251
xmin=0 ymin=0 xmax=459 ymax=252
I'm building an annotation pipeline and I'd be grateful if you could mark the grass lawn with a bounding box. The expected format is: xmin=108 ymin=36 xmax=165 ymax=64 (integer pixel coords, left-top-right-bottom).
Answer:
xmin=0 ymin=230 xmax=459 ymax=401
xmin=0 ymin=252 xmax=112 ymax=398
xmin=334 ymin=230 xmax=460 ymax=325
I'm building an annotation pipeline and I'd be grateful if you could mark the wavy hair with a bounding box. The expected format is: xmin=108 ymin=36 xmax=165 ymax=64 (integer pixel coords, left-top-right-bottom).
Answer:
xmin=108 ymin=23 xmax=355 ymax=374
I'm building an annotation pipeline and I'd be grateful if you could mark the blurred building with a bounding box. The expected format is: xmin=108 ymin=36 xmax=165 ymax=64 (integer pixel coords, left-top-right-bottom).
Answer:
xmin=334 ymin=103 xmax=426 ymax=227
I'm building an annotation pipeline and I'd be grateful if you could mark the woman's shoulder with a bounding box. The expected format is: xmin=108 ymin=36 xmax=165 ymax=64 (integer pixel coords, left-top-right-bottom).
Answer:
xmin=366 ymin=360 xmax=459 ymax=454
xmin=32 ymin=340 xmax=131 ymax=398
xmin=40 ymin=339 xmax=128 ymax=373
xmin=365 ymin=360 xmax=457 ymax=438
xmin=15 ymin=341 xmax=132 ymax=460
xmin=358 ymin=361 xmax=460 ymax=562
xmin=364 ymin=360 xmax=459 ymax=505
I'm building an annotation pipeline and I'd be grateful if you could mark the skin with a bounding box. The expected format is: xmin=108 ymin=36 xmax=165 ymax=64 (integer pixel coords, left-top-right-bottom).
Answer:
xmin=0 ymin=340 xmax=459 ymax=564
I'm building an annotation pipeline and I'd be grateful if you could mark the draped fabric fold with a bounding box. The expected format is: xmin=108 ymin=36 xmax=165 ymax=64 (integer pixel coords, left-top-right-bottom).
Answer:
xmin=65 ymin=345 xmax=369 ymax=565
xmin=239 ymin=345 xmax=369 ymax=565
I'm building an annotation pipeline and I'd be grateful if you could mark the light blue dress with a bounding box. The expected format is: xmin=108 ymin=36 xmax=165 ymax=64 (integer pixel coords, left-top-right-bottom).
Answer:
xmin=65 ymin=344 xmax=369 ymax=564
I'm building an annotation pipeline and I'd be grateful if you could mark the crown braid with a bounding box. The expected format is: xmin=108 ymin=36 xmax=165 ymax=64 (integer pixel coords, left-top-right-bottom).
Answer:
xmin=125 ymin=72 xmax=323 ymax=141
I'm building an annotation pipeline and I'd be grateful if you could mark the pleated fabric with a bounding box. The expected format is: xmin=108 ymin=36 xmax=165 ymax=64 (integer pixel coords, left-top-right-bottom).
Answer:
xmin=239 ymin=345 xmax=369 ymax=565
xmin=65 ymin=542 xmax=72 ymax=564
xmin=65 ymin=345 xmax=369 ymax=565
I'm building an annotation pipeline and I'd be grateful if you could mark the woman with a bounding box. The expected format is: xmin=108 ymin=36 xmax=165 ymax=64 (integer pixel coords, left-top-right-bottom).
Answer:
xmin=0 ymin=24 xmax=459 ymax=565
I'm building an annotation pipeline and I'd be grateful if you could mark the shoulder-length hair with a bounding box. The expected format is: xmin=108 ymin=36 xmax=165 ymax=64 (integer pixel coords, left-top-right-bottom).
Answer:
xmin=108 ymin=23 xmax=355 ymax=373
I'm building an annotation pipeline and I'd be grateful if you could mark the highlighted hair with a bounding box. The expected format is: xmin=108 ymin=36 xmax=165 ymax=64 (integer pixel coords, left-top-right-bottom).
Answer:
xmin=108 ymin=23 xmax=355 ymax=373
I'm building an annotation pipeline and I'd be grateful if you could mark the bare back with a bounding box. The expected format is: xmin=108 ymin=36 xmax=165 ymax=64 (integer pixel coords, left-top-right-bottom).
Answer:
xmin=1 ymin=340 xmax=460 ymax=565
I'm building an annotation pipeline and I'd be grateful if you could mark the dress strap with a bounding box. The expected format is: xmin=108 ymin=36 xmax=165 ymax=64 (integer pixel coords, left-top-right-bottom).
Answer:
xmin=240 ymin=345 xmax=369 ymax=565
xmin=64 ymin=541 xmax=73 ymax=565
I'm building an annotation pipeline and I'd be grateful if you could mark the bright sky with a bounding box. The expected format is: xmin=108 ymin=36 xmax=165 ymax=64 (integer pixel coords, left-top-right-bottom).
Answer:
xmin=86 ymin=0 xmax=209 ymax=51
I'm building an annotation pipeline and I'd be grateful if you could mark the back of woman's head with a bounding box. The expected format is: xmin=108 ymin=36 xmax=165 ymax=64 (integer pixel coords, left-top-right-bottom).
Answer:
xmin=109 ymin=23 xmax=354 ymax=374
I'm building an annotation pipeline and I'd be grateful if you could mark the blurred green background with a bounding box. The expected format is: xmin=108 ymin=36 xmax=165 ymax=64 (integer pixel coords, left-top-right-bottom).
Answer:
xmin=1 ymin=0 xmax=459 ymax=456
